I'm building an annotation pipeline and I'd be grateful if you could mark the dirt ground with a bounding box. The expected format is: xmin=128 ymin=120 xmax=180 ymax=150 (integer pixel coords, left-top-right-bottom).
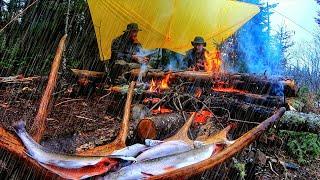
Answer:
xmin=0 ymin=81 xmax=319 ymax=180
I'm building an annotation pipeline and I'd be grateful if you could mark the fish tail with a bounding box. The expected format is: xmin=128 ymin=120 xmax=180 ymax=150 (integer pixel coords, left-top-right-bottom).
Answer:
xmin=12 ymin=120 xmax=26 ymax=133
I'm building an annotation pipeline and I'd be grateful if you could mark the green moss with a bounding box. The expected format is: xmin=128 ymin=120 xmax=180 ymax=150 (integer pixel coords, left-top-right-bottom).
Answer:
xmin=278 ymin=130 xmax=320 ymax=164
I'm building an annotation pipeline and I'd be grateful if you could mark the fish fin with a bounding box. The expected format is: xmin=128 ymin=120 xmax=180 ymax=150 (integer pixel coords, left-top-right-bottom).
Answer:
xmin=108 ymin=155 xmax=137 ymax=162
xmin=141 ymin=171 xmax=154 ymax=177
xmin=145 ymin=139 xmax=163 ymax=147
xmin=12 ymin=120 xmax=26 ymax=133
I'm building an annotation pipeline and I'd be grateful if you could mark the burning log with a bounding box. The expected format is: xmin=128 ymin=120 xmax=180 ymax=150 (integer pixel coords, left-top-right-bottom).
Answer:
xmin=130 ymin=69 xmax=297 ymax=97
xmin=77 ymin=81 xmax=135 ymax=156
xmin=31 ymin=35 xmax=67 ymax=142
xmin=151 ymin=107 xmax=286 ymax=179
xmin=137 ymin=113 xmax=185 ymax=141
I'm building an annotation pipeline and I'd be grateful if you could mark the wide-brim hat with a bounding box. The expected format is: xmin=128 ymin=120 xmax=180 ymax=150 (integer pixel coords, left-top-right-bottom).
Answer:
xmin=123 ymin=23 xmax=142 ymax=32
xmin=191 ymin=36 xmax=206 ymax=47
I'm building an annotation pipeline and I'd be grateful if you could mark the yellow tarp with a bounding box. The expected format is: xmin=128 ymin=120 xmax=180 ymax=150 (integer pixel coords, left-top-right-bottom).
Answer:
xmin=88 ymin=0 xmax=260 ymax=60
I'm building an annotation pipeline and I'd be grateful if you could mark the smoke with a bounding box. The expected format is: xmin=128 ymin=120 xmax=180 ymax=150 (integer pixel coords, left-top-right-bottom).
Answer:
xmin=225 ymin=1 xmax=284 ymax=76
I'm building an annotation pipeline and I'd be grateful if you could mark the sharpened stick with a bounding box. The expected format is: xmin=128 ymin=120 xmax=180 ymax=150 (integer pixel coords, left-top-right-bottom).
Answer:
xmin=77 ymin=81 xmax=136 ymax=156
xmin=164 ymin=112 xmax=196 ymax=146
xmin=196 ymin=124 xmax=236 ymax=146
xmin=31 ymin=34 xmax=67 ymax=142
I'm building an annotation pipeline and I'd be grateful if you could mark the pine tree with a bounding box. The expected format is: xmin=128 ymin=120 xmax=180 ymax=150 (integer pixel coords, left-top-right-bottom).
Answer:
xmin=316 ymin=0 xmax=320 ymax=25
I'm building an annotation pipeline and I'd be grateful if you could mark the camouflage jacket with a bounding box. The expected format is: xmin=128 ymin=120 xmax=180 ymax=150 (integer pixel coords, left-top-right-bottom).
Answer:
xmin=110 ymin=33 xmax=142 ymax=63
xmin=184 ymin=48 xmax=208 ymax=70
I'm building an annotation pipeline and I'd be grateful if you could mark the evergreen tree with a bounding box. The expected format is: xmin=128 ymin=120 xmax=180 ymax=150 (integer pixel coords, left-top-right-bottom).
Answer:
xmin=222 ymin=0 xmax=280 ymax=74
xmin=316 ymin=0 xmax=320 ymax=25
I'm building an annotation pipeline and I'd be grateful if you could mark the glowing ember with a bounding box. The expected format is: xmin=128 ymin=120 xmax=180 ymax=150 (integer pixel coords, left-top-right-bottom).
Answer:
xmin=143 ymin=98 xmax=161 ymax=104
xmin=194 ymin=110 xmax=213 ymax=124
xmin=212 ymin=87 xmax=247 ymax=94
xmin=152 ymin=106 xmax=173 ymax=115
xmin=204 ymin=50 xmax=222 ymax=73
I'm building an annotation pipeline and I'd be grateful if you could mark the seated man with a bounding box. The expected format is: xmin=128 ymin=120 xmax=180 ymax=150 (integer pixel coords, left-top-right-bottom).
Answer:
xmin=108 ymin=23 xmax=148 ymax=83
xmin=184 ymin=36 xmax=209 ymax=71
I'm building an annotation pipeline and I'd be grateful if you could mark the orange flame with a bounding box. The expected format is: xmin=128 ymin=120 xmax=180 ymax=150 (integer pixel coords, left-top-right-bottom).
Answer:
xmin=148 ymin=73 xmax=171 ymax=92
xmin=204 ymin=51 xmax=222 ymax=73
xmin=149 ymin=78 xmax=157 ymax=92
xmin=160 ymin=73 xmax=170 ymax=90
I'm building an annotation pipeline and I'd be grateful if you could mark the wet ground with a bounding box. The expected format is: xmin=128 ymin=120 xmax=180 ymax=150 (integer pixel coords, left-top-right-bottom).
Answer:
xmin=0 ymin=81 xmax=319 ymax=180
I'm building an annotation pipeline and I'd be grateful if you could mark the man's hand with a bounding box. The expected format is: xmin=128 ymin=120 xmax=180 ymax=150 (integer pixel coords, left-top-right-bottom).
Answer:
xmin=132 ymin=55 xmax=149 ymax=63
xmin=196 ymin=62 xmax=204 ymax=68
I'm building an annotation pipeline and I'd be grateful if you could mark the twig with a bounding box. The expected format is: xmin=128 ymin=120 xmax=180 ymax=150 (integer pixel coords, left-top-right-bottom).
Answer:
xmin=228 ymin=118 xmax=260 ymax=125
xmin=148 ymin=94 xmax=168 ymax=113
xmin=54 ymin=99 xmax=84 ymax=107
xmin=0 ymin=0 xmax=39 ymax=33
xmin=269 ymin=161 xmax=279 ymax=176
xmin=97 ymin=92 xmax=112 ymax=103
xmin=75 ymin=116 xmax=96 ymax=122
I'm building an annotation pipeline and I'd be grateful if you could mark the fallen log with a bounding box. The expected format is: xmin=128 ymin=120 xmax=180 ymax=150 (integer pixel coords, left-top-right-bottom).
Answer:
xmin=31 ymin=34 xmax=67 ymax=142
xmin=70 ymin=69 xmax=105 ymax=79
xmin=137 ymin=113 xmax=185 ymax=141
xmin=0 ymin=127 xmax=56 ymax=178
xmin=0 ymin=75 xmax=43 ymax=84
xmin=151 ymin=107 xmax=286 ymax=179
xmin=210 ymin=90 xmax=285 ymax=108
xmin=130 ymin=69 xmax=297 ymax=97
xmin=205 ymin=97 xmax=275 ymax=122
xmin=277 ymin=111 xmax=320 ymax=134
xmin=77 ymin=81 xmax=135 ymax=156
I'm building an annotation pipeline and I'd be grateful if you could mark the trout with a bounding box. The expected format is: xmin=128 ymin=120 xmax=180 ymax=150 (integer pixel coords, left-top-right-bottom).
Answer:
xmin=103 ymin=144 xmax=223 ymax=179
xmin=41 ymin=158 xmax=118 ymax=180
xmin=136 ymin=140 xmax=192 ymax=162
xmin=13 ymin=121 xmax=115 ymax=169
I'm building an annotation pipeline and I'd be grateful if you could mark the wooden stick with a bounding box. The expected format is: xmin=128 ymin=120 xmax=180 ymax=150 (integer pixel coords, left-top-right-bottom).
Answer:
xmin=150 ymin=107 xmax=286 ymax=179
xmin=196 ymin=124 xmax=236 ymax=145
xmin=164 ymin=112 xmax=196 ymax=146
xmin=77 ymin=81 xmax=136 ymax=156
xmin=31 ymin=35 xmax=67 ymax=142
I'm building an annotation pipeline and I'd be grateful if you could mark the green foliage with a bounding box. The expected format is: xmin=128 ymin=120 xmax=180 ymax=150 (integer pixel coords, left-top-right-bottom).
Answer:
xmin=278 ymin=130 xmax=320 ymax=164
xmin=233 ymin=162 xmax=246 ymax=179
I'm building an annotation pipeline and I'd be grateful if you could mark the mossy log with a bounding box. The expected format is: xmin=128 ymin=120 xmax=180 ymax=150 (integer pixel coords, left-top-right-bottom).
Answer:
xmin=278 ymin=111 xmax=320 ymax=134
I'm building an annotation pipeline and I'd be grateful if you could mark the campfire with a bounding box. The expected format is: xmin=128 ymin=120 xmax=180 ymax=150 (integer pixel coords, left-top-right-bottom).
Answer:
xmin=148 ymin=73 xmax=171 ymax=92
